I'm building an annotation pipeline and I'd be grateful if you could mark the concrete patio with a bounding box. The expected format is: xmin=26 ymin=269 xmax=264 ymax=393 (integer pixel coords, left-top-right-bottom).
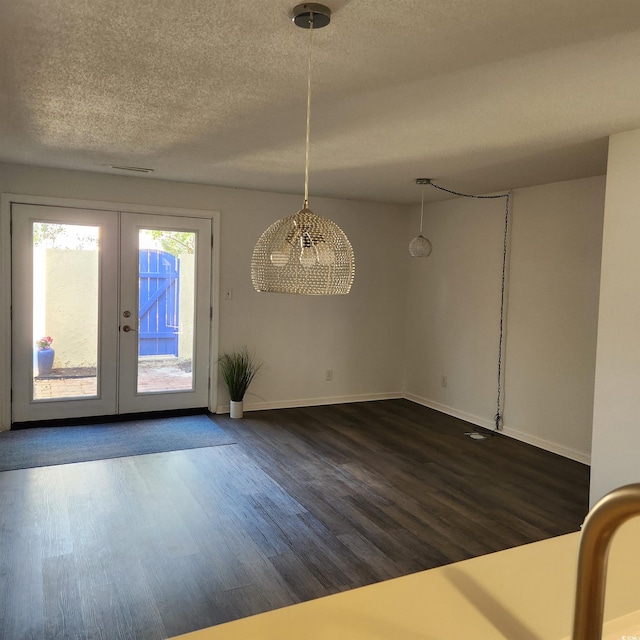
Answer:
xmin=34 ymin=357 xmax=192 ymax=400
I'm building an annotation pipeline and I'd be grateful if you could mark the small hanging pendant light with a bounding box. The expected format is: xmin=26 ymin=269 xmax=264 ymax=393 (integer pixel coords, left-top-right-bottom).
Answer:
xmin=251 ymin=3 xmax=355 ymax=295
xmin=409 ymin=178 xmax=433 ymax=257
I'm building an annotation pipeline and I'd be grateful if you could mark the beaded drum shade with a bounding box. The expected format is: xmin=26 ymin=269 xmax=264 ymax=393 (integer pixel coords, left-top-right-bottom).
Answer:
xmin=251 ymin=4 xmax=355 ymax=295
xmin=251 ymin=206 xmax=354 ymax=295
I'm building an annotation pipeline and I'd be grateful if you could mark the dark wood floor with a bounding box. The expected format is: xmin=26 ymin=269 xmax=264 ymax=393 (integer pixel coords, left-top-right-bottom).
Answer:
xmin=0 ymin=399 xmax=589 ymax=639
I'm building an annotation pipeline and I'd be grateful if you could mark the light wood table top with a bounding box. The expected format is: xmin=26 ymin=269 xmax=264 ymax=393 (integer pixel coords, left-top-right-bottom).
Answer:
xmin=172 ymin=518 xmax=640 ymax=640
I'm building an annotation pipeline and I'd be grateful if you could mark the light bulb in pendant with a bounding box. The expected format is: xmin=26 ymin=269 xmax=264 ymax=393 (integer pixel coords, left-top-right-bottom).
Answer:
xmin=270 ymin=247 xmax=291 ymax=267
xmin=299 ymin=246 xmax=317 ymax=268
xmin=316 ymin=243 xmax=336 ymax=266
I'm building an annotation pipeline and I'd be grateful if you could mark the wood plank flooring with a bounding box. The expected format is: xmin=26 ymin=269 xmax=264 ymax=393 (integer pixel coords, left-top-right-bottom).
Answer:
xmin=0 ymin=399 xmax=590 ymax=639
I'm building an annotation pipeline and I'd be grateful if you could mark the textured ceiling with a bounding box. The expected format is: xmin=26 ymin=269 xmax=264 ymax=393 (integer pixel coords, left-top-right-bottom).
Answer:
xmin=2 ymin=0 xmax=640 ymax=203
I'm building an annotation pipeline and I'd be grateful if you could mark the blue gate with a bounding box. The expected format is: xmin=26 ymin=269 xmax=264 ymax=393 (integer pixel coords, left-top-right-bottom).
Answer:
xmin=138 ymin=250 xmax=180 ymax=356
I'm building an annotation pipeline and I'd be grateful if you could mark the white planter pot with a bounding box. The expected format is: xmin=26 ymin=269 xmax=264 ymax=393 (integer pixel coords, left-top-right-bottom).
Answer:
xmin=230 ymin=400 xmax=244 ymax=419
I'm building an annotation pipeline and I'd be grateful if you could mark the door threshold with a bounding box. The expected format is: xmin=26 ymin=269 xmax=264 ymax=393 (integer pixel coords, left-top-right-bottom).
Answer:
xmin=11 ymin=407 xmax=210 ymax=430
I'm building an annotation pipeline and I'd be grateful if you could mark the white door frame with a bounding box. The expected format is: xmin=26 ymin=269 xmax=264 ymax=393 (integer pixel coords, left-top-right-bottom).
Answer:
xmin=0 ymin=193 xmax=221 ymax=431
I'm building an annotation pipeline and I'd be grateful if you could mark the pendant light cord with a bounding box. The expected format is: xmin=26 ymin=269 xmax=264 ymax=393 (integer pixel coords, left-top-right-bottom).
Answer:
xmin=419 ymin=186 xmax=424 ymax=234
xmin=430 ymin=181 xmax=512 ymax=431
xmin=303 ymin=16 xmax=314 ymax=208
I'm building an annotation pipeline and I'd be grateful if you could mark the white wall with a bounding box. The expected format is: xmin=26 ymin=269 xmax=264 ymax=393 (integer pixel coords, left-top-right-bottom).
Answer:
xmin=590 ymin=128 xmax=640 ymax=505
xmin=404 ymin=195 xmax=506 ymax=425
xmin=404 ymin=177 xmax=605 ymax=463
xmin=505 ymin=178 xmax=604 ymax=462
xmin=0 ymin=162 xmax=607 ymax=467
xmin=0 ymin=163 xmax=407 ymax=423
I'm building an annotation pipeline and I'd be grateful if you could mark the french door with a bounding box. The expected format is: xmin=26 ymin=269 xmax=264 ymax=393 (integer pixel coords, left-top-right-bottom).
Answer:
xmin=11 ymin=204 xmax=212 ymax=423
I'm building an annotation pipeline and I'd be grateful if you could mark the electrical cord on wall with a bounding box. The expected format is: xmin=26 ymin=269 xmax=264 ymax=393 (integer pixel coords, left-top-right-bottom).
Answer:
xmin=429 ymin=181 xmax=512 ymax=431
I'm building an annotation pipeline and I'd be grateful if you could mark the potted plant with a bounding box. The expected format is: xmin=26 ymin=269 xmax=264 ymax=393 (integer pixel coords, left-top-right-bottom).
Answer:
xmin=35 ymin=335 xmax=55 ymax=376
xmin=219 ymin=347 xmax=263 ymax=418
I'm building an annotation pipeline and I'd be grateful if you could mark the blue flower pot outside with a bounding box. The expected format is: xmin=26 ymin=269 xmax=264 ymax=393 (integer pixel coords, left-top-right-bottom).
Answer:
xmin=37 ymin=348 xmax=55 ymax=376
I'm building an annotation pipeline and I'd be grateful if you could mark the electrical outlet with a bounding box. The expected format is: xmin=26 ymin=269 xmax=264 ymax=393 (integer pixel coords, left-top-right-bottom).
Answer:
xmin=325 ymin=369 xmax=333 ymax=381
xmin=224 ymin=288 xmax=233 ymax=300
xmin=441 ymin=375 xmax=448 ymax=388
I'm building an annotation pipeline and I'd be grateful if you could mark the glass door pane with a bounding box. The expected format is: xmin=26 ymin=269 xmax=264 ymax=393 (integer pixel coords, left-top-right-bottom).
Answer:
xmin=32 ymin=222 xmax=100 ymax=400
xmin=137 ymin=229 xmax=196 ymax=393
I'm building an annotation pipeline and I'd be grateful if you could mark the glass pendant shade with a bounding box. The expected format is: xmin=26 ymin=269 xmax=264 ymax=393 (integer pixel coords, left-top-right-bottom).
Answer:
xmin=251 ymin=206 xmax=354 ymax=295
xmin=408 ymin=234 xmax=432 ymax=257
xmin=409 ymin=179 xmax=433 ymax=257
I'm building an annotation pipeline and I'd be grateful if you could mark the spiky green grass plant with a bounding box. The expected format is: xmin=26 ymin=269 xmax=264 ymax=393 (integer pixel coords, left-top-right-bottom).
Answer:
xmin=219 ymin=347 xmax=263 ymax=402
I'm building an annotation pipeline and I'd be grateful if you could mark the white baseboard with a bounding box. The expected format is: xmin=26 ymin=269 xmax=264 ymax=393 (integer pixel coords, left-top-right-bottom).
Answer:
xmin=404 ymin=393 xmax=496 ymax=431
xmin=216 ymin=390 xmax=591 ymax=465
xmin=216 ymin=391 xmax=403 ymax=416
xmin=403 ymin=392 xmax=591 ymax=466
xmin=500 ymin=425 xmax=591 ymax=466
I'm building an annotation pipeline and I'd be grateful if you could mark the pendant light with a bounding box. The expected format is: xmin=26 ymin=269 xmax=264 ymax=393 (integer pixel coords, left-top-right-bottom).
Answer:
xmin=251 ymin=3 xmax=355 ymax=295
xmin=409 ymin=178 xmax=433 ymax=257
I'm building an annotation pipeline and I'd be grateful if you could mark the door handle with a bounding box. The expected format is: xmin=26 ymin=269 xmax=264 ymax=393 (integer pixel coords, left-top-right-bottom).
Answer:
xmin=122 ymin=325 xmax=138 ymax=332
